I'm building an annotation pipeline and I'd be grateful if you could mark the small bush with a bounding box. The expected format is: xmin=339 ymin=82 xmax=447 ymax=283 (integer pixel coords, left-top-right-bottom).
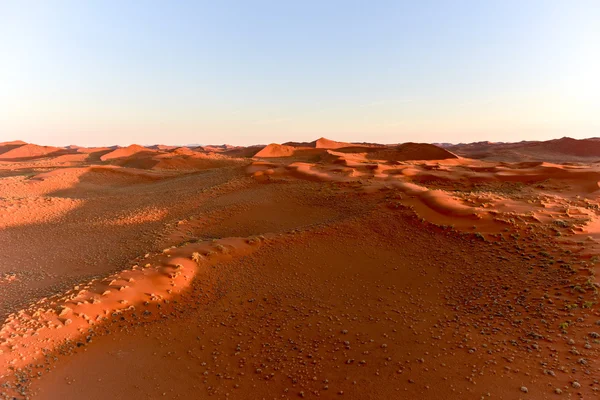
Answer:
xmin=559 ymin=322 xmax=569 ymax=331
xmin=191 ymin=252 xmax=203 ymax=264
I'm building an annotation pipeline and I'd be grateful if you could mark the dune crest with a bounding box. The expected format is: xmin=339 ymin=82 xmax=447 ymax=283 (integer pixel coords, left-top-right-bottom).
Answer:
xmin=0 ymin=143 xmax=63 ymax=160
xmin=366 ymin=142 xmax=458 ymax=161
xmin=99 ymin=144 xmax=154 ymax=161
xmin=447 ymin=136 xmax=600 ymax=162
xmin=0 ymin=236 xmax=265 ymax=372
xmin=253 ymin=143 xmax=297 ymax=157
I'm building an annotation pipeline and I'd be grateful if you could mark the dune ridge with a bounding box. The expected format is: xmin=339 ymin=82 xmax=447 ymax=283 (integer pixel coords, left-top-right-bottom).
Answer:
xmin=0 ymin=236 xmax=265 ymax=374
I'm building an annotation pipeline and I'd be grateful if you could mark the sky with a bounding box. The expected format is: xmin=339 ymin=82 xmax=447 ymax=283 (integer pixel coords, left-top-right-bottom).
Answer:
xmin=0 ymin=0 xmax=599 ymax=147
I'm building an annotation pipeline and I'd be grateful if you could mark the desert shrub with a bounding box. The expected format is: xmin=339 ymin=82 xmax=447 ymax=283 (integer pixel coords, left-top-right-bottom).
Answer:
xmin=191 ymin=252 xmax=203 ymax=264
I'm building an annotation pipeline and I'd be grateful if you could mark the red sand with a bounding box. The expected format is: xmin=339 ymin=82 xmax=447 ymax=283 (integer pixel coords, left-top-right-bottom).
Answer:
xmin=0 ymin=143 xmax=63 ymax=160
xmin=99 ymin=144 xmax=156 ymax=161
xmin=313 ymin=137 xmax=354 ymax=149
xmin=254 ymin=143 xmax=298 ymax=157
xmin=365 ymin=142 xmax=458 ymax=161
xmin=284 ymin=137 xmax=376 ymax=150
xmin=1 ymin=137 xmax=600 ymax=399
xmin=0 ymin=140 xmax=27 ymax=146
xmin=447 ymin=137 xmax=600 ymax=162
xmin=76 ymin=146 xmax=112 ymax=154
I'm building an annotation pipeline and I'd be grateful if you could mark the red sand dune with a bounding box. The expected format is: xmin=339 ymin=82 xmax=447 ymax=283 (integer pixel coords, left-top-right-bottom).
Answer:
xmin=202 ymin=146 xmax=223 ymax=152
xmin=97 ymin=148 xmax=247 ymax=171
xmin=148 ymin=144 xmax=178 ymax=151
xmin=312 ymin=137 xmax=353 ymax=149
xmin=366 ymin=142 xmax=459 ymax=161
xmin=0 ymin=142 xmax=28 ymax=157
xmin=223 ymin=145 xmax=266 ymax=158
xmin=1 ymin=137 xmax=600 ymax=399
xmin=284 ymin=137 xmax=379 ymax=150
xmin=0 ymin=143 xmax=64 ymax=160
xmin=255 ymin=141 xmax=457 ymax=162
xmin=0 ymin=140 xmax=27 ymax=146
xmin=75 ymin=146 xmax=113 ymax=154
xmin=533 ymin=137 xmax=600 ymax=157
xmin=167 ymin=146 xmax=195 ymax=156
xmin=253 ymin=143 xmax=298 ymax=157
xmin=200 ymin=144 xmax=236 ymax=152
xmin=447 ymin=137 xmax=600 ymax=162
xmin=99 ymin=144 xmax=156 ymax=161
xmin=150 ymin=152 xmax=245 ymax=170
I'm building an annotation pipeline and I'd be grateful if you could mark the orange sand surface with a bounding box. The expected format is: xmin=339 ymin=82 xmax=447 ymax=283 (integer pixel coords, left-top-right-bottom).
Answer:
xmin=1 ymin=138 xmax=600 ymax=399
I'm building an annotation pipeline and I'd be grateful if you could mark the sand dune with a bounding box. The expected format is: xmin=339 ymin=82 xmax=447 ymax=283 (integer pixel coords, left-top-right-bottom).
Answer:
xmin=0 ymin=140 xmax=27 ymax=146
xmin=169 ymin=146 xmax=196 ymax=156
xmin=223 ymin=145 xmax=265 ymax=158
xmin=254 ymin=139 xmax=455 ymax=161
xmin=147 ymin=144 xmax=178 ymax=151
xmin=253 ymin=143 xmax=298 ymax=157
xmin=284 ymin=137 xmax=380 ymax=150
xmin=75 ymin=146 xmax=112 ymax=154
xmin=99 ymin=144 xmax=156 ymax=161
xmin=0 ymin=143 xmax=64 ymax=160
xmin=447 ymin=137 xmax=600 ymax=162
xmin=1 ymin=137 xmax=600 ymax=399
xmin=312 ymin=137 xmax=353 ymax=149
xmin=365 ymin=142 xmax=459 ymax=161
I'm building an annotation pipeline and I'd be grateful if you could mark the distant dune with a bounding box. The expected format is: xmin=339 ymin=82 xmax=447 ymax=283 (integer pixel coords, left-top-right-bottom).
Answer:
xmin=446 ymin=137 xmax=600 ymax=162
xmin=0 ymin=143 xmax=63 ymax=160
xmin=169 ymin=147 xmax=197 ymax=156
xmin=283 ymin=137 xmax=380 ymax=150
xmin=365 ymin=142 xmax=458 ymax=161
xmin=100 ymin=144 xmax=155 ymax=161
xmin=254 ymin=138 xmax=456 ymax=162
xmin=253 ymin=143 xmax=298 ymax=157
xmin=147 ymin=144 xmax=178 ymax=151
xmin=312 ymin=137 xmax=353 ymax=149
xmin=76 ymin=146 xmax=113 ymax=154
xmin=223 ymin=145 xmax=265 ymax=158
xmin=3 ymin=137 xmax=600 ymax=165
xmin=0 ymin=140 xmax=27 ymax=146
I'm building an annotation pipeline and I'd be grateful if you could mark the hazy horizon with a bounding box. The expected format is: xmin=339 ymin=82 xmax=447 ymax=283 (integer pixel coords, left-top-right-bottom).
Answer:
xmin=1 ymin=0 xmax=599 ymax=147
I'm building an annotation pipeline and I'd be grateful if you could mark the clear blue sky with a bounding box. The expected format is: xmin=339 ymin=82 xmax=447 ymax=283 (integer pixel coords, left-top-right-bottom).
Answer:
xmin=1 ymin=0 xmax=598 ymax=146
